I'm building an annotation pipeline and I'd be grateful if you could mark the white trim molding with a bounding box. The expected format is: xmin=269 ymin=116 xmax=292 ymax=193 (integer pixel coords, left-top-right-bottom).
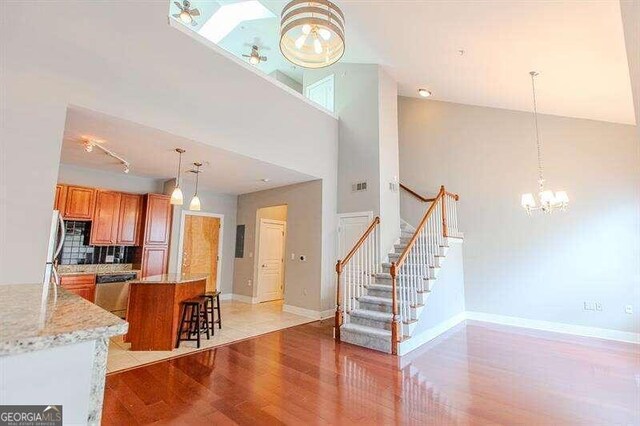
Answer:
xmin=283 ymin=304 xmax=334 ymax=320
xmin=398 ymin=312 xmax=467 ymax=356
xmin=465 ymin=311 xmax=640 ymax=344
xmin=230 ymin=294 xmax=258 ymax=304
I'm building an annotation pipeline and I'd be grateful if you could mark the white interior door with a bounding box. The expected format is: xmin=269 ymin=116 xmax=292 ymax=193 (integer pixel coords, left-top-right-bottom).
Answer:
xmin=257 ymin=219 xmax=285 ymax=302
xmin=338 ymin=212 xmax=374 ymax=259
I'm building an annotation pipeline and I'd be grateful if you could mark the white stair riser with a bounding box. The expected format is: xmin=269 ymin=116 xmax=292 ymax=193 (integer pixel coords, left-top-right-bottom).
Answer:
xmin=350 ymin=315 xmax=392 ymax=331
xmin=367 ymin=286 xmax=428 ymax=304
xmin=341 ymin=329 xmax=392 ymax=353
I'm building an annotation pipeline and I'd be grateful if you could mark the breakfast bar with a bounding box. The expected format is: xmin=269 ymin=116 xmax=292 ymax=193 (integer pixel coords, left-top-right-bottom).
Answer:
xmin=126 ymin=273 xmax=208 ymax=351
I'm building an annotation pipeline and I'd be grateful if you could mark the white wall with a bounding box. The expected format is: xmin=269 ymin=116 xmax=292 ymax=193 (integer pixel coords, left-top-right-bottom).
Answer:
xmin=378 ymin=68 xmax=401 ymax=259
xmin=269 ymin=71 xmax=302 ymax=94
xmin=399 ymin=241 xmax=466 ymax=355
xmin=234 ymin=181 xmax=322 ymax=312
xmin=0 ymin=1 xmax=338 ymax=296
xmin=620 ymin=0 xmax=640 ymax=140
xmin=58 ymin=164 xmax=164 ymax=194
xmin=163 ymin=180 xmax=238 ymax=296
xmin=303 ymin=64 xmax=401 ymax=258
xmin=399 ymin=97 xmax=640 ymax=334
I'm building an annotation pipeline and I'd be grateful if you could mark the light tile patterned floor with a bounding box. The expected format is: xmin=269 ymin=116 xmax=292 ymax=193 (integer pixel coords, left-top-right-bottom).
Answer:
xmin=106 ymin=300 xmax=313 ymax=373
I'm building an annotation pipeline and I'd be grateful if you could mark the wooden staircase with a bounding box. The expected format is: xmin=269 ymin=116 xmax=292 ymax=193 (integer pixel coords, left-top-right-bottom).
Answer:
xmin=335 ymin=185 xmax=461 ymax=354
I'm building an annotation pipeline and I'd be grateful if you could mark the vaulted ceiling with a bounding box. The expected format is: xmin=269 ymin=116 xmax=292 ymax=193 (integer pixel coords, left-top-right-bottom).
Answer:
xmin=187 ymin=0 xmax=635 ymax=125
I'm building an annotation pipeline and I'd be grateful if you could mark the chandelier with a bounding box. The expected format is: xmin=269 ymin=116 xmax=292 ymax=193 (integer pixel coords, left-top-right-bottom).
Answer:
xmin=521 ymin=71 xmax=569 ymax=215
xmin=279 ymin=0 xmax=345 ymax=69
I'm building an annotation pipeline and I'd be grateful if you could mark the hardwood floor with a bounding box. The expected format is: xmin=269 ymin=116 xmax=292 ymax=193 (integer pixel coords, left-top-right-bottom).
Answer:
xmin=103 ymin=320 xmax=640 ymax=425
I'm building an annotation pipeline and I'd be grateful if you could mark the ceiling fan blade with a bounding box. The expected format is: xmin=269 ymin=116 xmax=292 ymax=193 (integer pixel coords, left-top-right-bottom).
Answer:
xmin=242 ymin=54 xmax=250 ymax=58
xmin=191 ymin=20 xmax=198 ymax=26
xmin=260 ymin=56 xmax=267 ymax=62
xmin=174 ymin=2 xmax=184 ymax=10
xmin=190 ymin=8 xmax=201 ymax=16
xmin=172 ymin=13 xmax=181 ymax=18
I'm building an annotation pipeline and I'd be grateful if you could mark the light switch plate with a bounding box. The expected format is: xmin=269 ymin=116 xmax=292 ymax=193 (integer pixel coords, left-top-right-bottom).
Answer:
xmin=625 ymin=305 xmax=633 ymax=314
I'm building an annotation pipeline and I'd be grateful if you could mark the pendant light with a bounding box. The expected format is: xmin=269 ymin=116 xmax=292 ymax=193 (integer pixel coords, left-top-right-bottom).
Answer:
xmin=189 ymin=162 xmax=202 ymax=211
xmin=279 ymin=0 xmax=345 ymax=69
xmin=170 ymin=148 xmax=185 ymax=205
xmin=520 ymin=71 xmax=569 ymax=215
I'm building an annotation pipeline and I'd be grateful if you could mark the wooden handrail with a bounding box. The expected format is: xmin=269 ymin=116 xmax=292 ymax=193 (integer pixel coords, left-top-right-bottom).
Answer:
xmin=400 ymin=182 xmax=459 ymax=202
xmin=389 ymin=186 xmax=446 ymax=354
xmin=394 ymin=188 xmax=444 ymax=269
xmin=335 ymin=216 xmax=380 ymax=342
xmin=336 ymin=216 xmax=380 ymax=272
xmin=399 ymin=183 xmax=437 ymax=202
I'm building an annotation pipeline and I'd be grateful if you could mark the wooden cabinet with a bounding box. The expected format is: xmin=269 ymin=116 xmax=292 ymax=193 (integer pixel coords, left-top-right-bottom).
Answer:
xmin=135 ymin=194 xmax=172 ymax=278
xmin=60 ymin=274 xmax=96 ymax=303
xmin=90 ymin=191 xmax=122 ymax=245
xmin=143 ymin=194 xmax=172 ymax=245
xmin=140 ymin=246 xmax=169 ymax=278
xmin=54 ymin=184 xmax=67 ymax=212
xmin=63 ymin=185 xmax=96 ymax=220
xmin=117 ymin=194 xmax=143 ymax=245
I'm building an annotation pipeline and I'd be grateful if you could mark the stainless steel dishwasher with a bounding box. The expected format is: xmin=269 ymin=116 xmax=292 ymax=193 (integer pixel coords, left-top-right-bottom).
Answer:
xmin=94 ymin=272 xmax=138 ymax=318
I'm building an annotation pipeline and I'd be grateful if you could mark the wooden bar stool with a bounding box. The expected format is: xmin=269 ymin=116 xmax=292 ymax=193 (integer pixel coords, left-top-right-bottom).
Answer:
xmin=176 ymin=296 xmax=210 ymax=348
xmin=202 ymin=291 xmax=222 ymax=333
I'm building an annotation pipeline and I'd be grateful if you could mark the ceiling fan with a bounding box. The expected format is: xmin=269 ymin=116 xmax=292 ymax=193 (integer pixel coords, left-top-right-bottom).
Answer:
xmin=173 ymin=0 xmax=200 ymax=26
xmin=243 ymin=45 xmax=267 ymax=65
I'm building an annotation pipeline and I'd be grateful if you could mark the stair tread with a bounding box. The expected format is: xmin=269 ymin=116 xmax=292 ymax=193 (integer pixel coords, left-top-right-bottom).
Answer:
xmin=358 ymin=295 xmax=393 ymax=305
xmin=342 ymin=323 xmax=392 ymax=337
xmin=350 ymin=309 xmax=393 ymax=321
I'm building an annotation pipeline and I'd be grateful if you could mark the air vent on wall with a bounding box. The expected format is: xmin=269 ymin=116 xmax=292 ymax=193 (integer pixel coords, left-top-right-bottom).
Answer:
xmin=351 ymin=181 xmax=368 ymax=192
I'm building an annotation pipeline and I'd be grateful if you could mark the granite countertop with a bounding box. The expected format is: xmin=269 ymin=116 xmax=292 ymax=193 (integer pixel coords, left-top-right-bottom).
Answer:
xmin=0 ymin=283 xmax=128 ymax=356
xmin=57 ymin=264 xmax=140 ymax=277
xmin=129 ymin=273 xmax=209 ymax=285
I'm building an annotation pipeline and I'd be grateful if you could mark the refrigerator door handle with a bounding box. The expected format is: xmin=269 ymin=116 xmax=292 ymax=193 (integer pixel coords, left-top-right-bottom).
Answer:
xmin=54 ymin=213 xmax=65 ymax=260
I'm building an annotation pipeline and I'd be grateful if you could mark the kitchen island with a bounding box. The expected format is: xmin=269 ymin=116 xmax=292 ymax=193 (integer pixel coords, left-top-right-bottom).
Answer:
xmin=126 ymin=273 xmax=208 ymax=351
xmin=0 ymin=283 xmax=127 ymax=424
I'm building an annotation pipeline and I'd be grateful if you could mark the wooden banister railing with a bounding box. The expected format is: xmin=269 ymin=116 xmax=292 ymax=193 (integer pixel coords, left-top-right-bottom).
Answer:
xmin=390 ymin=185 xmax=460 ymax=354
xmin=335 ymin=216 xmax=381 ymax=342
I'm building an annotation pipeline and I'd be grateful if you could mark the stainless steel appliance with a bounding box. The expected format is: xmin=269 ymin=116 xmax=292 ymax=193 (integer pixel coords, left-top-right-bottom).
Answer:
xmin=94 ymin=272 xmax=138 ymax=318
xmin=43 ymin=210 xmax=65 ymax=287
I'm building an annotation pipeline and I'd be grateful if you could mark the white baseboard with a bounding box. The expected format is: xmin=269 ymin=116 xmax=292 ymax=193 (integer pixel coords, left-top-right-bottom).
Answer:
xmin=230 ymin=294 xmax=258 ymax=304
xmin=219 ymin=293 xmax=233 ymax=301
xmin=283 ymin=304 xmax=330 ymax=320
xmin=320 ymin=309 xmax=335 ymax=320
xmin=398 ymin=312 xmax=467 ymax=356
xmin=465 ymin=311 xmax=640 ymax=344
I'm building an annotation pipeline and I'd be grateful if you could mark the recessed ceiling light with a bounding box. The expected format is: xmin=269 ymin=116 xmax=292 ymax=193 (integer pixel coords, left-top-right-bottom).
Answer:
xmin=418 ymin=89 xmax=432 ymax=98
xmin=261 ymin=178 xmax=270 ymax=182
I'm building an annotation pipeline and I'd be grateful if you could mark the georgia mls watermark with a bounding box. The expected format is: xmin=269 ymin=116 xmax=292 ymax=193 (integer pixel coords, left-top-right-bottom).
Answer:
xmin=0 ymin=405 xmax=62 ymax=426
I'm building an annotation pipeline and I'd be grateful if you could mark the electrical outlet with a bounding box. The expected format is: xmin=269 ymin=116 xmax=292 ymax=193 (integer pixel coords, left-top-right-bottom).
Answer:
xmin=291 ymin=253 xmax=295 ymax=260
xmin=625 ymin=305 xmax=633 ymax=314
xmin=247 ymin=279 xmax=252 ymax=287
xmin=584 ymin=301 xmax=596 ymax=311
xmin=595 ymin=302 xmax=603 ymax=311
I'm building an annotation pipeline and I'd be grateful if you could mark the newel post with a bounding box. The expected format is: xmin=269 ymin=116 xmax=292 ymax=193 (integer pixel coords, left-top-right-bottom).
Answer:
xmin=335 ymin=260 xmax=343 ymax=342
xmin=440 ymin=185 xmax=448 ymax=238
xmin=390 ymin=262 xmax=400 ymax=355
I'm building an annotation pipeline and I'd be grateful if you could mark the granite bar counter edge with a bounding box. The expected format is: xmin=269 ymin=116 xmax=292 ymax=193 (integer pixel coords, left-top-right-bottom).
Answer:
xmin=0 ymin=283 xmax=128 ymax=356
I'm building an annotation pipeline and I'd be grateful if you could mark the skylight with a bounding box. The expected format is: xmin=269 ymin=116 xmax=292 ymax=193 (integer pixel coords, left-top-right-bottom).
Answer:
xmin=198 ymin=1 xmax=275 ymax=44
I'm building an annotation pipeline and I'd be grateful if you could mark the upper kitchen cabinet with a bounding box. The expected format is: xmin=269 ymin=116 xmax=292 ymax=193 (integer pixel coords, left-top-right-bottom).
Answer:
xmin=53 ymin=184 xmax=67 ymax=212
xmin=90 ymin=190 xmax=122 ymax=245
xmin=143 ymin=194 xmax=172 ymax=246
xmin=117 ymin=194 xmax=143 ymax=245
xmin=63 ymin=185 xmax=96 ymax=220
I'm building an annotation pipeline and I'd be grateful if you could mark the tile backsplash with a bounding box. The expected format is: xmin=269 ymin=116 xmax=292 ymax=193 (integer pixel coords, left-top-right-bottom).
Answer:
xmin=58 ymin=221 xmax=136 ymax=265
